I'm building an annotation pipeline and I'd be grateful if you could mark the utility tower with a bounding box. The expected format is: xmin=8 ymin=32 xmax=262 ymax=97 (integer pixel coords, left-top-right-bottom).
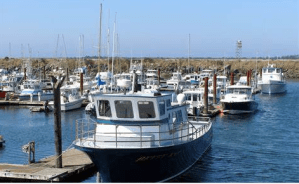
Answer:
xmin=236 ymin=40 xmax=242 ymax=61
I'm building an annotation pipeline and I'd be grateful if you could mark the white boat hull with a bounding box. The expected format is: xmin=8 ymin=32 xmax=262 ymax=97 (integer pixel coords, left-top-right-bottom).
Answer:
xmin=49 ymin=98 xmax=83 ymax=111
xmin=261 ymin=81 xmax=286 ymax=94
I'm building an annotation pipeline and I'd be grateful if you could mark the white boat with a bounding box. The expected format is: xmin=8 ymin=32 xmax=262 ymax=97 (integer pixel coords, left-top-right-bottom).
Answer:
xmin=116 ymin=73 xmax=132 ymax=88
xmin=216 ymin=76 xmax=228 ymax=90
xmin=61 ymin=74 xmax=94 ymax=92
xmin=73 ymin=89 xmax=212 ymax=182
xmin=18 ymin=80 xmax=54 ymax=101
xmin=184 ymin=73 xmax=201 ymax=85
xmin=220 ymin=84 xmax=258 ymax=114
xmin=0 ymin=73 xmax=24 ymax=93
xmin=129 ymin=60 xmax=146 ymax=85
xmin=167 ymin=72 xmax=191 ymax=90
xmin=181 ymin=90 xmax=204 ymax=116
xmin=49 ymin=88 xmax=83 ymax=111
xmin=260 ymin=64 xmax=286 ymax=94
xmin=198 ymin=69 xmax=214 ymax=80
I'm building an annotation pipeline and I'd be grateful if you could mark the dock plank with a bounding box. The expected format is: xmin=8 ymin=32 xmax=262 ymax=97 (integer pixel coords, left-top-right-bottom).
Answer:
xmin=0 ymin=148 xmax=95 ymax=182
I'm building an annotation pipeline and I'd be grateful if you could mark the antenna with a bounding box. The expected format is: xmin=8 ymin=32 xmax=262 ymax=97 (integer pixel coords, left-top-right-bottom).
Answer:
xmin=236 ymin=40 xmax=242 ymax=61
xmin=55 ymin=34 xmax=60 ymax=58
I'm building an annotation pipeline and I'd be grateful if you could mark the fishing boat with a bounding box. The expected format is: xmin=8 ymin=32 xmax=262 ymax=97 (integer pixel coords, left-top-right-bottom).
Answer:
xmin=182 ymin=90 xmax=204 ymax=116
xmin=116 ymin=73 xmax=132 ymax=89
xmin=167 ymin=72 xmax=191 ymax=90
xmin=18 ymin=80 xmax=54 ymax=101
xmin=184 ymin=73 xmax=201 ymax=85
xmin=220 ymin=84 xmax=258 ymax=114
xmin=73 ymin=89 xmax=212 ymax=182
xmin=48 ymin=87 xmax=83 ymax=111
xmin=216 ymin=76 xmax=228 ymax=91
xmin=260 ymin=64 xmax=286 ymax=94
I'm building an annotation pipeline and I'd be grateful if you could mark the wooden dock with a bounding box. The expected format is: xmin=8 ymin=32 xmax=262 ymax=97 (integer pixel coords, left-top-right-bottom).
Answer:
xmin=0 ymin=99 xmax=89 ymax=107
xmin=0 ymin=100 xmax=45 ymax=106
xmin=0 ymin=148 xmax=95 ymax=182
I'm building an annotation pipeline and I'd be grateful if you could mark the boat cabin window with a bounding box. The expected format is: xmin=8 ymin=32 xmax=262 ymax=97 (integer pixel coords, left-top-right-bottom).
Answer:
xmin=193 ymin=94 xmax=198 ymax=101
xmin=159 ymin=100 xmax=165 ymax=116
xmin=185 ymin=94 xmax=191 ymax=101
xmin=98 ymin=100 xmax=112 ymax=117
xmin=138 ymin=101 xmax=156 ymax=119
xmin=268 ymin=68 xmax=275 ymax=73
xmin=115 ymin=100 xmax=134 ymax=118
xmin=276 ymin=69 xmax=281 ymax=73
xmin=172 ymin=110 xmax=183 ymax=128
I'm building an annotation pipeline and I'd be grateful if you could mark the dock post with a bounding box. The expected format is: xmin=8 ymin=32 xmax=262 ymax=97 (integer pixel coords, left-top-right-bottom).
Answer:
xmin=203 ymin=77 xmax=209 ymax=114
xmin=213 ymin=74 xmax=217 ymax=104
xmin=28 ymin=143 xmax=31 ymax=164
xmin=80 ymin=73 xmax=83 ymax=96
xmin=30 ymin=94 xmax=33 ymax=102
xmin=247 ymin=71 xmax=249 ymax=86
xmin=230 ymin=72 xmax=234 ymax=85
xmin=249 ymin=69 xmax=252 ymax=86
xmin=51 ymin=75 xmax=66 ymax=168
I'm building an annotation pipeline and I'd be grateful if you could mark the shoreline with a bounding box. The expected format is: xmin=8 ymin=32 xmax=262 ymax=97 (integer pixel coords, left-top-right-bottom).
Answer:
xmin=1 ymin=58 xmax=298 ymax=79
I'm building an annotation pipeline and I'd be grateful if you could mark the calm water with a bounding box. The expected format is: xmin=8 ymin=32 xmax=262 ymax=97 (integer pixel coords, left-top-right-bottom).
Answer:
xmin=1 ymin=80 xmax=299 ymax=182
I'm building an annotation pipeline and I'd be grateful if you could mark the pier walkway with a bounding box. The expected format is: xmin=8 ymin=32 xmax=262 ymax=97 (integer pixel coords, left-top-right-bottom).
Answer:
xmin=0 ymin=148 xmax=95 ymax=182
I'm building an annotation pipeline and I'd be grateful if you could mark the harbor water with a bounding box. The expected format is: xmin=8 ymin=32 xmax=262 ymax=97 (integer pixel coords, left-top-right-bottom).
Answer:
xmin=0 ymin=80 xmax=299 ymax=182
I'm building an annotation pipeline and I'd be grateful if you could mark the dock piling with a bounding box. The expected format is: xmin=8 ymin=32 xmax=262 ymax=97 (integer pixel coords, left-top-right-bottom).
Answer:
xmin=51 ymin=75 xmax=66 ymax=168
xmin=80 ymin=73 xmax=83 ymax=96
xmin=230 ymin=72 xmax=234 ymax=85
xmin=203 ymin=77 xmax=208 ymax=114
xmin=213 ymin=74 xmax=217 ymax=104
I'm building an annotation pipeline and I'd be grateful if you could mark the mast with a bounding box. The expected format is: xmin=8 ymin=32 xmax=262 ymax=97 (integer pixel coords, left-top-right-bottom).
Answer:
xmin=112 ymin=12 xmax=117 ymax=75
xmin=98 ymin=3 xmax=102 ymax=73
xmin=188 ymin=34 xmax=190 ymax=73
xmin=107 ymin=9 xmax=110 ymax=72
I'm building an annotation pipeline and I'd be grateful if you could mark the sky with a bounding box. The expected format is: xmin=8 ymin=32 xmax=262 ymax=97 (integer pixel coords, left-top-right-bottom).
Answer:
xmin=0 ymin=0 xmax=298 ymax=58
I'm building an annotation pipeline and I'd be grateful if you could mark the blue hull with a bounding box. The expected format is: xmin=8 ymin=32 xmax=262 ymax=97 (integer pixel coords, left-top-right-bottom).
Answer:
xmin=77 ymin=127 xmax=212 ymax=182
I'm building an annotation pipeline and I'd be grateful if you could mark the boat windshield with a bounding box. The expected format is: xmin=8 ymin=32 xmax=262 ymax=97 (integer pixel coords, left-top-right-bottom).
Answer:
xmin=115 ymin=100 xmax=134 ymax=118
xmin=138 ymin=101 xmax=156 ymax=118
xmin=227 ymin=88 xmax=250 ymax=95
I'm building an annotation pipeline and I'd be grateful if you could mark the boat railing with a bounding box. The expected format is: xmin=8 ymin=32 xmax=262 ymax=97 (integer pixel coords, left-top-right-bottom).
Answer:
xmin=75 ymin=117 xmax=212 ymax=149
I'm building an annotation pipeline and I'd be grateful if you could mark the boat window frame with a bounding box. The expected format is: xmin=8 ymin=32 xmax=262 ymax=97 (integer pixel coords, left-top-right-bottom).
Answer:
xmin=114 ymin=100 xmax=134 ymax=118
xmin=98 ymin=100 xmax=112 ymax=117
xmin=138 ymin=101 xmax=156 ymax=119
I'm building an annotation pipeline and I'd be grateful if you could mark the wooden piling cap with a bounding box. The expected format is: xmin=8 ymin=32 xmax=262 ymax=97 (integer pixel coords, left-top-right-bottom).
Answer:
xmin=0 ymin=135 xmax=3 ymax=140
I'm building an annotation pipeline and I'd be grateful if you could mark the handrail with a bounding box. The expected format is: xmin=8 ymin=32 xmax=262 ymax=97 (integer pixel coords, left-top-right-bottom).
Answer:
xmin=75 ymin=118 xmax=212 ymax=148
